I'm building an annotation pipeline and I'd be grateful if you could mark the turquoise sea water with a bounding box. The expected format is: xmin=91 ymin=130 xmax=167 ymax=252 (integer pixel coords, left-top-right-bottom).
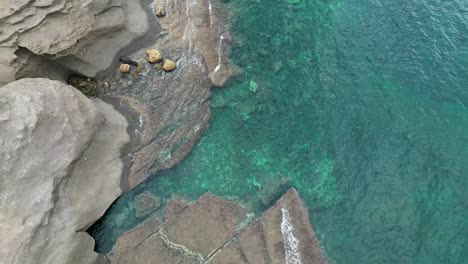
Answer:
xmin=90 ymin=0 xmax=468 ymax=263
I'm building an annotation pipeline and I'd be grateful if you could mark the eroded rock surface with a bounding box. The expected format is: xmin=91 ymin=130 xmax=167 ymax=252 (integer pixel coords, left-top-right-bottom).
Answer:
xmin=0 ymin=0 xmax=150 ymax=86
xmin=109 ymin=189 xmax=327 ymax=264
xmin=105 ymin=0 xmax=238 ymax=187
xmin=154 ymin=0 xmax=239 ymax=86
xmin=0 ymin=78 xmax=129 ymax=264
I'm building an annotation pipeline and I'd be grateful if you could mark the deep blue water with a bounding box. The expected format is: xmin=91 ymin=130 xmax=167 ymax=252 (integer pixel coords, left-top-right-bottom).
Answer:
xmin=90 ymin=0 xmax=468 ymax=263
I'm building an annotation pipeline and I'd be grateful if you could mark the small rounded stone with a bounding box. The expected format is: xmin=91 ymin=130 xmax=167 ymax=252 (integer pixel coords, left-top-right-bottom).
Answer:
xmin=119 ymin=64 xmax=130 ymax=73
xmin=146 ymin=49 xmax=163 ymax=63
xmin=162 ymin=59 xmax=176 ymax=72
xmin=155 ymin=5 xmax=166 ymax=17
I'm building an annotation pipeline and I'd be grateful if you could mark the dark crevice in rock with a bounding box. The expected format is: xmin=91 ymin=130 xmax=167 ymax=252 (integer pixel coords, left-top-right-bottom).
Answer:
xmin=203 ymin=235 xmax=239 ymax=263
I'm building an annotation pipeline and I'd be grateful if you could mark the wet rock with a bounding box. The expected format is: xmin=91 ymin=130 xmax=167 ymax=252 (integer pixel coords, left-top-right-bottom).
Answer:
xmin=165 ymin=193 xmax=247 ymax=257
xmin=104 ymin=0 xmax=240 ymax=187
xmin=120 ymin=57 xmax=139 ymax=67
xmin=157 ymin=0 xmax=238 ymax=86
xmin=259 ymin=189 xmax=327 ymax=264
xmin=102 ymin=81 xmax=110 ymax=90
xmin=257 ymin=49 xmax=268 ymax=57
xmin=210 ymin=95 xmax=226 ymax=108
xmin=256 ymin=88 xmax=274 ymax=102
xmin=110 ymin=193 xmax=247 ymax=263
xmin=231 ymin=119 xmax=245 ymax=130
xmin=272 ymin=61 xmax=283 ymax=73
xmin=162 ymin=59 xmax=176 ymax=72
xmin=135 ymin=64 xmax=144 ymax=75
xmin=0 ymin=78 xmax=129 ymax=264
xmin=134 ymin=192 xmax=161 ymax=218
xmin=249 ymin=80 xmax=259 ymax=93
xmin=235 ymin=103 xmax=256 ymax=115
xmin=146 ymin=49 xmax=163 ymax=63
xmin=259 ymin=174 xmax=292 ymax=207
xmin=109 ymin=189 xmax=327 ymax=264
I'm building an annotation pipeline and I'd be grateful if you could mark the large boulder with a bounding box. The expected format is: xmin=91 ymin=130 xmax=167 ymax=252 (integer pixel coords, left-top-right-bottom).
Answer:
xmin=0 ymin=0 xmax=150 ymax=86
xmin=0 ymin=78 xmax=129 ymax=264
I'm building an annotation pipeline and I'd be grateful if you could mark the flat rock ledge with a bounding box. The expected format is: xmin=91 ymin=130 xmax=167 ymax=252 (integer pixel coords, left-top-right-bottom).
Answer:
xmin=109 ymin=188 xmax=327 ymax=264
xmin=0 ymin=78 xmax=129 ymax=264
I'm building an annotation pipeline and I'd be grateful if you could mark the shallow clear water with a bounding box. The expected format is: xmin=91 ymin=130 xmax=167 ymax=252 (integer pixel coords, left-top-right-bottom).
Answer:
xmin=90 ymin=0 xmax=468 ymax=263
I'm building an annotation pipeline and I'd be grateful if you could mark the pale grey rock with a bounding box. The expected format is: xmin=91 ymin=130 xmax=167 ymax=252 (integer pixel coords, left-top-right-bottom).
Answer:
xmin=0 ymin=0 xmax=150 ymax=86
xmin=0 ymin=78 xmax=129 ymax=264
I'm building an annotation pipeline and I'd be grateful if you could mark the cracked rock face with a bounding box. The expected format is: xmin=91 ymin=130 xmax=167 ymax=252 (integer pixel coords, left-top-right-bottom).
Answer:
xmin=0 ymin=78 xmax=129 ymax=264
xmin=109 ymin=189 xmax=327 ymax=264
xmin=0 ymin=0 xmax=150 ymax=86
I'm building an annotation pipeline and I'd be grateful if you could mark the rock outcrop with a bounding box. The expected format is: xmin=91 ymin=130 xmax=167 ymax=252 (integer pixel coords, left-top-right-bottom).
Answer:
xmin=109 ymin=189 xmax=327 ymax=264
xmin=105 ymin=0 xmax=238 ymax=187
xmin=0 ymin=78 xmax=129 ymax=264
xmin=0 ymin=0 xmax=150 ymax=86
xmin=155 ymin=0 xmax=238 ymax=86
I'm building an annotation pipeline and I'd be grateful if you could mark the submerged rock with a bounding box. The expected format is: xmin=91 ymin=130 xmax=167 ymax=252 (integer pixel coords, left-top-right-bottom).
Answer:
xmin=134 ymin=191 xmax=161 ymax=218
xmin=210 ymin=95 xmax=227 ymax=108
xmin=0 ymin=78 xmax=129 ymax=264
xmin=249 ymin=80 xmax=259 ymax=93
xmin=235 ymin=103 xmax=256 ymax=115
xmin=109 ymin=189 xmax=327 ymax=263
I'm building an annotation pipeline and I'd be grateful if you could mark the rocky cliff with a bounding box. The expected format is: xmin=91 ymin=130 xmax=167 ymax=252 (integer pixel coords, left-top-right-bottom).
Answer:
xmin=0 ymin=0 xmax=150 ymax=86
xmin=0 ymin=78 xmax=129 ymax=264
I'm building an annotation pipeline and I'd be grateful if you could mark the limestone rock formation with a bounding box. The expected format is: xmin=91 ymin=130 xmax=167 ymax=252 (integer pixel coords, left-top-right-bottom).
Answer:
xmin=0 ymin=78 xmax=129 ymax=264
xmin=0 ymin=0 xmax=150 ymax=86
xmin=109 ymin=189 xmax=327 ymax=264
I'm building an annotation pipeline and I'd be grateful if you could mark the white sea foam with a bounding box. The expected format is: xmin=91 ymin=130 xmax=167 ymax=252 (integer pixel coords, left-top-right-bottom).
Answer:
xmin=213 ymin=35 xmax=225 ymax=73
xmin=281 ymin=208 xmax=302 ymax=264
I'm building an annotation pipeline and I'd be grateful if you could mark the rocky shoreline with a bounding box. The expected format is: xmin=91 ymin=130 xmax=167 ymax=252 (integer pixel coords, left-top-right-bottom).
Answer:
xmin=108 ymin=189 xmax=327 ymax=264
xmin=0 ymin=0 xmax=327 ymax=263
xmin=101 ymin=0 xmax=240 ymax=188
